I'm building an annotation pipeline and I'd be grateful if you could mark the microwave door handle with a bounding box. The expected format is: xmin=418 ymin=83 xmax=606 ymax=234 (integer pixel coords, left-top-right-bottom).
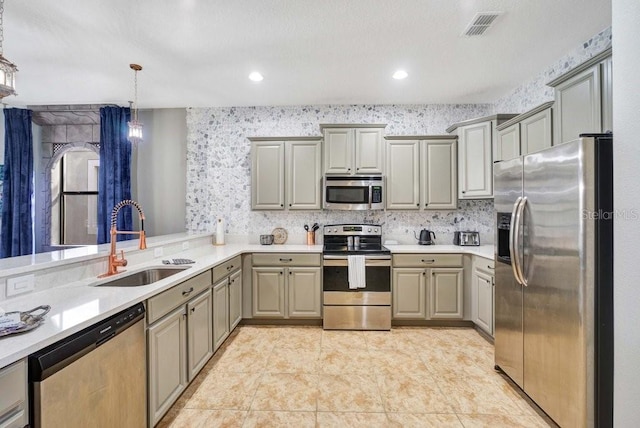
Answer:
xmin=368 ymin=185 xmax=373 ymax=209
xmin=515 ymin=197 xmax=528 ymax=287
xmin=509 ymin=197 xmax=523 ymax=285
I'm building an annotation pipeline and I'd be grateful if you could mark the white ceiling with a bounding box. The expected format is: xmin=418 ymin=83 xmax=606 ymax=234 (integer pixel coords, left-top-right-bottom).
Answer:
xmin=5 ymin=0 xmax=611 ymax=108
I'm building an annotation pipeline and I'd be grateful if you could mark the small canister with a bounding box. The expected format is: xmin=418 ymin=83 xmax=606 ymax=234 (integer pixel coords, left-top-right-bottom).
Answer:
xmin=306 ymin=231 xmax=315 ymax=245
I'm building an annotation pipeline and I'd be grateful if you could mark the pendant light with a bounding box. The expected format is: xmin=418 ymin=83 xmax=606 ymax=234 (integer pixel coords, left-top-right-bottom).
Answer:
xmin=0 ymin=0 xmax=17 ymax=99
xmin=128 ymin=63 xmax=143 ymax=144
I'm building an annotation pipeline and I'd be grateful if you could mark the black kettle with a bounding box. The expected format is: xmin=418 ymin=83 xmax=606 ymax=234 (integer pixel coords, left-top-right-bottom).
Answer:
xmin=414 ymin=229 xmax=436 ymax=245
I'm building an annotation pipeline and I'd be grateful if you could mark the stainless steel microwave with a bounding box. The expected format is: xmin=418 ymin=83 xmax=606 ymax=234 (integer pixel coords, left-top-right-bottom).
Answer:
xmin=323 ymin=176 xmax=385 ymax=210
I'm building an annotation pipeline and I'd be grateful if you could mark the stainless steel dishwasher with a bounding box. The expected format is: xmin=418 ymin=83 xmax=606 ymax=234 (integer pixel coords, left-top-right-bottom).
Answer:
xmin=29 ymin=303 xmax=146 ymax=428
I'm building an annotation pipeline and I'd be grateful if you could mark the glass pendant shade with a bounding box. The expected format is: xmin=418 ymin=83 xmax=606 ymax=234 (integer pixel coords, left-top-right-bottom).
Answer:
xmin=0 ymin=55 xmax=16 ymax=100
xmin=128 ymin=120 xmax=143 ymax=144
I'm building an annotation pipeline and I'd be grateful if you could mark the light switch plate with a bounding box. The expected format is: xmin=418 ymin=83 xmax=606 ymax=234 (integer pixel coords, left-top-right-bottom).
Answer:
xmin=182 ymin=242 xmax=189 ymax=250
xmin=7 ymin=274 xmax=35 ymax=297
xmin=154 ymin=247 xmax=164 ymax=257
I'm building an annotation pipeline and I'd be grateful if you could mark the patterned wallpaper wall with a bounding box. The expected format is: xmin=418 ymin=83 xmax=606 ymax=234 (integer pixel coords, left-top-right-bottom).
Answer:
xmin=185 ymin=104 xmax=496 ymax=244
xmin=493 ymin=27 xmax=612 ymax=113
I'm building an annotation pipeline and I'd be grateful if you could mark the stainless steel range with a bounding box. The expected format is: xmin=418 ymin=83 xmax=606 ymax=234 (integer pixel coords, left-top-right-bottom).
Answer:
xmin=322 ymin=224 xmax=391 ymax=330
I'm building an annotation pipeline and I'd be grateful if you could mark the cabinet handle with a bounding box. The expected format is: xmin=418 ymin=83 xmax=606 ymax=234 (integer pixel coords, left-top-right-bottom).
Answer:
xmin=421 ymin=259 xmax=435 ymax=264
xmin=279 ymin=258 xmax=292 ymax=262
xmin=182 ymin=313 xmax=187 ymax=320
xmin=487 ymin=265 xmax=494 ymax=270
xmin=191 ymin=307 xmax=196 ymax=313
xmin=182 ymin=287 xmax=194 ymax=297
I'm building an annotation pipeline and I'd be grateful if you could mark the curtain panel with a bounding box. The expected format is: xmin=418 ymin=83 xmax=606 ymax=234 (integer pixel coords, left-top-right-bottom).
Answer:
xmin=98 ymin=106 xmax=133 ymax=244
xmin=1 ymin=108 xmax=34 ymax=258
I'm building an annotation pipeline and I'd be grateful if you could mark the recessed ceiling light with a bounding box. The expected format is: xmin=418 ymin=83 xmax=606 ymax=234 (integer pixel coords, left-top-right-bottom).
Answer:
xmin=249 ymin=72 xmax=264 ymax=82
xmin=393 ymin=70 xmax=408 ymax=80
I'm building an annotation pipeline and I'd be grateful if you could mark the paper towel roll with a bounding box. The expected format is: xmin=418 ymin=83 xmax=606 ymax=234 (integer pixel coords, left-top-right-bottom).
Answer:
xmin=216 ymin=218 xmax=225 ymax=245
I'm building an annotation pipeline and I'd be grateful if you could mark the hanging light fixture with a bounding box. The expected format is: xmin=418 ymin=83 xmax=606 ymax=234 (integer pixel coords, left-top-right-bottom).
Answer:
xmin=128 ymin=63 xmax=143 ymax=144
xmin=0 ymin=0 xmax=18 ymax=99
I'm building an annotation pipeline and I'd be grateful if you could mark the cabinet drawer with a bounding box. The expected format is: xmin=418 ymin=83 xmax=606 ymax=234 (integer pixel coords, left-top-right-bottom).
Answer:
xmin=475 ymin=256 xmax=495 ymax=275
xmin=212 ymin=255 xmax=241 ymax=283
xmin=392 ymin=254 xmax=463 ymax=268
xmin=147 ymin=270 xmax=212 ymax=324
xmin=0 ymin=359 xmax=27 ymax=423
xmin=252 ymin=253 xmax=321 ymax=267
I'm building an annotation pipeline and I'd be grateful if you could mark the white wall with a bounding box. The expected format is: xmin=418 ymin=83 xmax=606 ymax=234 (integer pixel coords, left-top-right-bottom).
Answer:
xmin=133 ymin=108 xmax=187 ymax=237
xmin=612 ymin=0 xmax=640 ymax=424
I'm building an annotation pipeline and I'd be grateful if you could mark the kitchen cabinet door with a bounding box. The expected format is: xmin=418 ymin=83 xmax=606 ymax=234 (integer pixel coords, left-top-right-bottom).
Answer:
xmin=422 ymin=139 xmax=457 ymax=209
xmin=187 ymin=290 xmax=213 ymax=381
xmin=323 ymin=128 xmax=353 ymax=174
xmin=212 ymin=279 xmax=230 ymax=351
xmin=553 ymin=64 xmax=602 ymax=145
xmin=496 ymin=123 xmax=520 ymax=161
xmin=429 ymin=268 xmax=463 ymax=319
xmin=474 ymin=270 xmax=494 ymax=335
xmin=287 ymin=267 xmax=322 ymax=318
xmin=355 ymin=128 xmax=384 ymax=174
xmin=392 ymin=268 xmax=427 ymax=319
xmin=148 ymin=306 xmax=187 ymax=426
xmin=0 ymin=359 xmax=27 ymax=428
xmin=386 ymin=140 xmax=420 ymax=209
xmin=251 ymin=141 xmax=285 ymax=209
xmin=521 ymin=108 xmax=553 ymax=155
xmin=458 ymin=122 xmax=493 ymax=198
xmin=252 ymin=267 xmax=286 ymax=318
xmin=229 ymin=270 xmax=243 ymax=331
xmin=286 ymin=140 xmax=322 ymax=210
xmin=601 ymin=55 xmax=613 ymax=133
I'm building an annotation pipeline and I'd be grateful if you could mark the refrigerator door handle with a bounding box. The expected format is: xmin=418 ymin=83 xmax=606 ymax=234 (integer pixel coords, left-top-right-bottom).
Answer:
xmin=514 ymin=196 xmax=528 ymax=286
xmin=509 ymin=196 xmax=524 ymax=285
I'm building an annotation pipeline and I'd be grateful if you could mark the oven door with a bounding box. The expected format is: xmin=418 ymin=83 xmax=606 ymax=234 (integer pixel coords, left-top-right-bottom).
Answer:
xmin=322 ymin=256 xmax=391 ymax=293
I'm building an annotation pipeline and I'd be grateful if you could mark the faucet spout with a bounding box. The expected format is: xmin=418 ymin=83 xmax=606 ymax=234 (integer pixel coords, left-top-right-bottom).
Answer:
xmin=99 ymin=199 xmax=147 ymax=278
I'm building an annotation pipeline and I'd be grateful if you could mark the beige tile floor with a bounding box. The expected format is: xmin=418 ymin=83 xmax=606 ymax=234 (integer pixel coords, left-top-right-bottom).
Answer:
xmin=158 ymin=326 xmax=555 ymax=428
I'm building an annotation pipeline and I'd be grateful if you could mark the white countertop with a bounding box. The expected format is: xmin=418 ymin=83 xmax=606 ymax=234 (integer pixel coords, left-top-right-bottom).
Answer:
xmin=0 ymin=242 xmax=493 ymax=368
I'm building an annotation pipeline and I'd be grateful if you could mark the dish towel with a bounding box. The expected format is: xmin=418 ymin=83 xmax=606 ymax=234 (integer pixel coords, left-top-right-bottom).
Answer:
xmin=348 ymin=255 xmax=366 ymax=289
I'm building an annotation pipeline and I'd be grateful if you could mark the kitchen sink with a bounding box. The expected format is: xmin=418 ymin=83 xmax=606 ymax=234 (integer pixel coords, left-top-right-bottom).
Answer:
xmin=95 ymin=266 xmax=191 ymax=287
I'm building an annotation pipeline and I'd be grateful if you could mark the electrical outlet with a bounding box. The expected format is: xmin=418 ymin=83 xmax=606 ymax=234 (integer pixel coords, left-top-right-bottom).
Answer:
xmin=154 ymin=247 xmax=164 ymax=258
xmin=182 ymin=242 xmax=189 ymax=251
xmin=7 ymin=274 xmax=35 ymax=297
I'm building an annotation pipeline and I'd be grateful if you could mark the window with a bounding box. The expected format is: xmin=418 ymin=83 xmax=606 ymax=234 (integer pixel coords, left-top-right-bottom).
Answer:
xmin=50 ymin=149 xmax=100 ymax=245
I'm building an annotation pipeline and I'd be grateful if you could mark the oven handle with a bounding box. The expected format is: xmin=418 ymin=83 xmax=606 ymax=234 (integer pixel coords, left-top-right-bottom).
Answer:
xmin=323 ymin=256 xmax=391 ymax=267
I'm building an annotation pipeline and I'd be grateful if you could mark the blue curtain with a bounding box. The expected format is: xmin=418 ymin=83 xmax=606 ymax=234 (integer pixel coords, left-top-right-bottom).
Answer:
xmin=98 ymin=106 xmax=132 ymax=244
xmin=1 ymin=109 xmax=34 ymax=258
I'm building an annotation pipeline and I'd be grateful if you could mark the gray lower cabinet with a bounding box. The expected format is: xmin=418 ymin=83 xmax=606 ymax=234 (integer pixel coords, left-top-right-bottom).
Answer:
xmin=251 ymin=254 xmax=322 ymax=319
xmin=229 ymin=269 xmax=243 ymax=330
xmin=548 ymin=47 xmax=612 ymax=145
xmin=250 ymin=138 xmax=322 ymax=210
xmin=212 ymin=278 xmax=230 ymax=350
xmin=385 ymin=137 xmax=457 ymax=210
xmin=147 ymin=271 xmax=214 ymax=426
xmin=148 ymin=306 xmax=187 ymax=426
xmin=392 ymin=254 xmax=463 ymax=320
xmin=0 ymin=359 xmax=28 ymax=428
xmin=472 ymin=256 xmax=495 ymax=336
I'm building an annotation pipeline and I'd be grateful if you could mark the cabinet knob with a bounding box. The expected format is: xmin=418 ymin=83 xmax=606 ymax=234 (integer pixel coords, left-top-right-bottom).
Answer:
xmin=289 ymin=204 xmax=292 ymax=207
xmin=289 ymin=271 xmax=292 ymax=275
xmin=191 ymin=307 xmax=196 ymax=313
xmin=182 ymin=287 xmax=194 ymax=297
xmin=422 ymin=271 xmax=426 ymax=276
xmin=280 ymin=204 xmax=284 ymax=207
xmin=416 ymin=204 xmax=419 ymax=207
xmin=461 ymin=191 xmax=466 ymax=194
xmin=425 ymin=203 xmax=428 ymax=207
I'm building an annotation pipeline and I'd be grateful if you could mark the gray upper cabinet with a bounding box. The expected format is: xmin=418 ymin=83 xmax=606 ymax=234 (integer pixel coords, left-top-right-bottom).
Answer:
xmin=386 ymin=139 xmax=420 ymax=209
xmin=447 ymin=115 xmax=517 ymax=199
xmin=250 ymin=137 xmax=322 ymax=210
xmin=495 ymin=102 xmax=554 ymax=161
xmin=321 ymin=125 xmax=385 ymax=175
xmin=385 ymin=136 xmax=457 ymax=210
xmin=548 ymin=47 xmax=612 ymax=145
xmin=496 ymin=123 xmax=520 ymax=161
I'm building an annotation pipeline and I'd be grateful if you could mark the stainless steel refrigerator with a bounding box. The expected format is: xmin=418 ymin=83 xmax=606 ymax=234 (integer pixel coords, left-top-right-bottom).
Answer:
xmin=494 ymin=135 xmax=613 ymax=428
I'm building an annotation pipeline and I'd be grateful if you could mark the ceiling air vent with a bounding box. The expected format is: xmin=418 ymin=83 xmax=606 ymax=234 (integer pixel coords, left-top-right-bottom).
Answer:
xmin=463 ymin=12 xmax=502 ymax=36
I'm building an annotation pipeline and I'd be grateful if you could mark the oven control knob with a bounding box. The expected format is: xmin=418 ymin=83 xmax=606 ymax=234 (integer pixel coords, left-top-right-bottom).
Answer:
xmin=368 ymin=228 xmax=371 ymax=232
xmin=374 ymin=228 xmax=378 ymax=233
xmin=333 ymin=228 xmax=337 ymax=232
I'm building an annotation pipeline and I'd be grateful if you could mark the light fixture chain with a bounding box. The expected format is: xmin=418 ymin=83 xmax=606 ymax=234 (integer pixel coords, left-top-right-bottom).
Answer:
xmin=133 ymin=68 xmax=138 ymax=122
xmin=0 ymin=0 xmax=5 ymax=54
